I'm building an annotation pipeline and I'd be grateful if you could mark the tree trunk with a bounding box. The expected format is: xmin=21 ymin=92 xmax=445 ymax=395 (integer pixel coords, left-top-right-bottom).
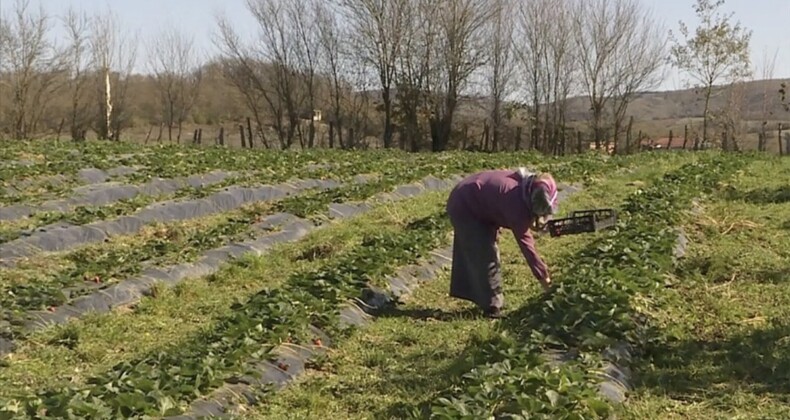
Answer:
xmin=382 ymin=87 xmax=393 ymax=148
xmin=103 ymin=68 xmax=113 ymax=141
xmin=700 ymin=85 xmax=713 ymax=150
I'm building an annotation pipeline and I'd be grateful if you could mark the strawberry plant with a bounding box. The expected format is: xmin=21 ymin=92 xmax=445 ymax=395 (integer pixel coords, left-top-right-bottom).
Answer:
xmin=0 ymin=211 xmax=452 ymax=418
xmin=422 ymin=154 xmax=749 ymax=418
xmin=0 ymin=209 xmax=270 ymax=321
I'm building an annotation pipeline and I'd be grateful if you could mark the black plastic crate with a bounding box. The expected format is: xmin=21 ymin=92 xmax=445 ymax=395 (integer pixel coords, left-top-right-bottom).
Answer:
xmin=546 ymin=208 xmax=617 ymax=237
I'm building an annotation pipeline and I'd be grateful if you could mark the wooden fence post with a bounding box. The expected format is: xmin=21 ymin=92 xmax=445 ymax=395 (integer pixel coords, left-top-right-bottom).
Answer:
xmin=779 ymin=123 xmax=784 ymax=156
xmin=218 ymin=126 xmax=225 ymax=146
xmin=515 ymin=126 xmax=522 ymax=151
xmin=667 ymin=129 xmax=673 ymax=149
xmin=239 ymin=124 xmax=246 ymax=149
xmin=683 ymin=125 xmax=689 ymax=150
xmin=246 ymin=117 xmax=254 ymax=149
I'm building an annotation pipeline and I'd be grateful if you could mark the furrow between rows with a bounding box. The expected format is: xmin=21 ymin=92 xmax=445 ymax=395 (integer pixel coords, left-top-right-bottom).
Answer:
xmin=0 ymin=177 xmax=357 ymax=267
xmin=168 ymin=177 xmax=583 ymax=419
xmin=0 ymin=169 xmax=236 ymax=222
xmin=0 ymin=174 xmax=465 ymax=418
xmin=0 ymin=174 xmax=462 ymax=359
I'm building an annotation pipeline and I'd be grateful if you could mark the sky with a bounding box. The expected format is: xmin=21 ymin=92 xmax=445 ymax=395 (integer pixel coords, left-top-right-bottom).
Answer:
xmin=2 ymin=0 xmax=789 ymax=92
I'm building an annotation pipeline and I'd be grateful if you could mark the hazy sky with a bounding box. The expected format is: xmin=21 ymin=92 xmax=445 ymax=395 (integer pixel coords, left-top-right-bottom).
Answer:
xmin=3 ymin=0 xmax=789 ymax=92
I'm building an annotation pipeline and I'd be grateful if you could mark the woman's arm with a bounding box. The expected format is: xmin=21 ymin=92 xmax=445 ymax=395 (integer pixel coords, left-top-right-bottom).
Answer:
xmin=512 ymin=226 xmax=552 ymax=291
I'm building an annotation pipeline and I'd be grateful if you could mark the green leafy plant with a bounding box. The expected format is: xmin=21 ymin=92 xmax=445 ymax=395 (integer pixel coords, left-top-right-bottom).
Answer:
xmin=0 ymin=212 xmax=452 ymax=418
xmin=422 ymin=153 xmax=749 ymax=418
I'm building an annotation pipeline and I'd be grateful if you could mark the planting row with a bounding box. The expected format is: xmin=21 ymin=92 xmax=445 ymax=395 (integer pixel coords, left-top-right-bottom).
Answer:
xmin=0 ymin=164 xmax=147 ymax=206
xmin=0 ymin=173 xmax=463 ymax=359
xmin=0 ymin=148 xmax=569 ymax=268
xmin=0 ymin=144 xmax=413 ymax=214
xmin=0 ymin=140 xmax=401 ymax=187
xmin=0 ymin=157 xmax=514 ymax=329
xmin=417 ymin=153 xmax=749 ymax=418
xmin=0 ymin=177 xmax=351 ymax=268
xmin=0 ymin=141 xmax=144 ymax=183
xmin=169 ymin=176 xmax=585 ymax=419
xmin=0 ymin=169 xmax=236 ymax=221
xmin=0 ymin=176 xmax=464 ymax=418
xmin=0 ymin=150 xmax=613 ymax=320
xmin=0 ymin=151 xmax=416 ymax=242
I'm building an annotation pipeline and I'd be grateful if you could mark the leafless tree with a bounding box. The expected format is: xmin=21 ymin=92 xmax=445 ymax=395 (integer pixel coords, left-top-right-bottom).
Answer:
xmin=339 ymin=0 xmax=410 ymax=149
xmin=213 ymin=17 xmax=271 ymax=148
xmin=485 ymin=0 xmax=516 ymax=152
xmin=288 ymin=1 xmax=320 ymax=148
xmin=543 ymin=0 xmax=577 ymax=154
xmin=62 ymin=7 xmax=93 ymax=141
xmin=513 ymin=0 xmax=550 ymax=150
xmin=572 ymin=0 xmax=638 ymax=150
xmin=758 ymin=48 xmax=778 ymax=151
xmin=315 ymin=0 xmax=347 ymax=148
xmin=716 ymin=79 xmax=747 ymax=151
xmin=605 ymin=1 xmax=666 ymax=154
xmin=89 ymin=8 xmax=138 ymax=140
xmin=0 ymin=0 xmax=62 ymax=140
xmin=216 ymin=0 xmax=306 ymax=149
xmin=513 ymin=0 xmax=577 ymax=154
xmin=393 ymin=0 xmax=438 ymax=152
xmin=428 ymin=0 xmax=493 ymax=151
xmin=343 ymin=66 xmax=376 ymax=149
xmin=147 ymin=27 xmax=203 ymax=143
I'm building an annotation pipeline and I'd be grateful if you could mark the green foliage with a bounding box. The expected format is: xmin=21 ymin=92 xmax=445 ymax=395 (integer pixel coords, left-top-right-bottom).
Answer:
xmin=422 ymin=154 xmax=748 ymax=418
xmin=669 ymin=0 xmax=753 ymax=86
xmin=0 ymin=211 xmax=451 ymax=418
xmin=0 ymin=209 xmax=268 ymax=321
xmin=669 ymin=0 xmax=752 ymax=145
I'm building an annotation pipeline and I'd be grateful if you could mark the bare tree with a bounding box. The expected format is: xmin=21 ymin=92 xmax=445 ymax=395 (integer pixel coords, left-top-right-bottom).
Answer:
xmin=758 ymin=48 xmax=778 ymax=151
xmin=339 ymin=0 xmax=410 ymax=149
xmin=0 ymin=0 xmax=62 ymax=140
xmin=62 ymin=6 xmax=92 ymax=141
xmin=486 ymin=0 xmax=516 ymax=152
xmin=217 ymin=0 xmax=306 ymax=149
xmin=512 ymin=0 xmax=551 ymax=151
xmin=428 ymin=0 xmax=492 ymax=151
xmin=315 ymin=0 xmax=347 ymax=148
xmin=395 ymin=0 xmax=439 ymax=152
xmin=571 ymin=0 xmax=634 ymax=150
xmin=288 ymin=0 xmax=319 ymax=148
xmin=543 ymin=0 xmax=577 ymax=154
xmin=717 ymin=79 xmax=747 ymax=151
xmin=214 ymin=16 xmax=271 ymax=148
xmin=670 ymin=0 xmax=752 ymax=149
xmin=344 ymin=66 xmax=376 ymax=148
xmin=606 ymin=1 xmax=666 ymax=154
xmin=89 ymin=9 xmax=138 ymax=141
xmin=147 ymin=27 xmax=203 ymax=142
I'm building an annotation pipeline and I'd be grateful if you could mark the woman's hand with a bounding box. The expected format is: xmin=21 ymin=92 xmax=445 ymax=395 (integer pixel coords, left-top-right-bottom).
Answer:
xmin=541 ymin=276 xmax=553 ymax=293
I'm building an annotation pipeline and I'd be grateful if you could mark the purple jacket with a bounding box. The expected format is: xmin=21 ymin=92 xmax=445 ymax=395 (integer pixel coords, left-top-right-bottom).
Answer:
xmin=446 ymin=170 xmax=549 ymax=282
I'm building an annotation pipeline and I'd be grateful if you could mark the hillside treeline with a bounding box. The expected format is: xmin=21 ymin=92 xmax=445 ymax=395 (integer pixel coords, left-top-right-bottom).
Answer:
xmin=0 ymin=0 xmax=783 ymax=153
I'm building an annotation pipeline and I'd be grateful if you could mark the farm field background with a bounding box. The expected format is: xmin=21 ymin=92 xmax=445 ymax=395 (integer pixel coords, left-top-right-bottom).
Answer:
xmin=0 ymin=140 xmax=787 ymax=419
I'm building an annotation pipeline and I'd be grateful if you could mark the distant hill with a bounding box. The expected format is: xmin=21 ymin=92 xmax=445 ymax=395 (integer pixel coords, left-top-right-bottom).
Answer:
xmin=561 ymin=78 xmax=790 ymax=122
xmin=364 ymin=78 xmax=790 ymax=126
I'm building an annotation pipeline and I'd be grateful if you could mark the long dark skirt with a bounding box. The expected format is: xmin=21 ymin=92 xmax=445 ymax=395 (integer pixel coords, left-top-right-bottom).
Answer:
xmin=448 ymin=213 xmax=504 ymax=310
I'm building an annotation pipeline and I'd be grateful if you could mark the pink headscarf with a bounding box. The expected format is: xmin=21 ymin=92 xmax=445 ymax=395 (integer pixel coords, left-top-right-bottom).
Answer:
xmin=517 ymin=168 xmax=558 ymax=214
xmin=532 ymin=176 xmax=558 ymax=212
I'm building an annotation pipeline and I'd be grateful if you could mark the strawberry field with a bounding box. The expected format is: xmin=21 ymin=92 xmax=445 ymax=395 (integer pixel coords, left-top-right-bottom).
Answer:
xmin=0 ymin=140 xmax=788 ymax=419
